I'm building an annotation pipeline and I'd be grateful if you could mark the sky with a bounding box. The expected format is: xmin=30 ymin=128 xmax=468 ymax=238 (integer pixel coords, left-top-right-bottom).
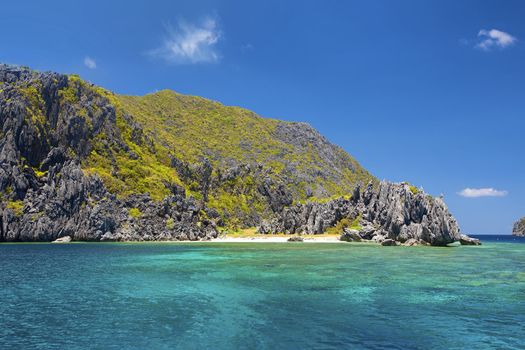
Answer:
xmin=1 ymin=0 xmax=523 ymax=234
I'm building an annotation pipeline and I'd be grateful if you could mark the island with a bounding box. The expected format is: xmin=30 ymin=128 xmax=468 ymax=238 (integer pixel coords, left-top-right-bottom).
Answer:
xmin=513 ymin=217 xmax=525 ymax=236
xmin=0 ymin=64 xmax=478 ymax=246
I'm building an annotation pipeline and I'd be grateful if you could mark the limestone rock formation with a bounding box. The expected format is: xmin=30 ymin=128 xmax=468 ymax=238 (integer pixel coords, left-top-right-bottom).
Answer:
xmin=0 ymin=64 xmax=470 ymax=245
xmin=340 ymin=229 xmax=362 ymax=242
xmin=381 ymin=239 xmax=398 ymax=246
xmin=0 ymin=64 xmax=217 ymax=241
xmin=459 ymin=234 xmax=481 ymax=246
xmin=259 ymin=182 xmax=467 ymax=246
xmin=52 ymin=236 xmax=71 ymax=243
xmin=512 ymin=217 xmax=525 ymax=236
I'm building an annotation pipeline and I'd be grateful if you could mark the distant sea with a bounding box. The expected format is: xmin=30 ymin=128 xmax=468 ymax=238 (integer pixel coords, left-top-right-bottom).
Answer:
xmin=471 ymin=234 xmax=525 ymax=243
xmin=1 ymin=239 xmax=524 ymax=349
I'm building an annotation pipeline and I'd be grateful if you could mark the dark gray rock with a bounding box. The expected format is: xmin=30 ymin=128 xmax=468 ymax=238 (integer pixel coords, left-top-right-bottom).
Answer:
xmin=459 ymin=234 xmax=481 ymax=246
xmin=287 ymin=236 xmax=304 ymax=242
xmin=357 ymin=224 xmax=376 ymax=240
xmin=512 ymin=217 xmax=525 ymax=236
xmin=340 ymin=229 xmax=362 ymax=242
xmin=381 ymin=239 xmax=398 ymax=246
xmin=0 ymin=64 xmax=218 ymax=242
xmin=170 ymin=156 xmax=293 ymax=227
xmin=273 ymin=121 xmax=364 ymax=199
xmin=258 ymin=181 xmax=468 ymax=246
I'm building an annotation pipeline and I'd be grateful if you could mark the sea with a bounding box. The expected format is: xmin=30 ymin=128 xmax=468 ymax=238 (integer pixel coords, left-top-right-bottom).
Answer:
xmin=1 ymin=235 xmax=524 ymax=349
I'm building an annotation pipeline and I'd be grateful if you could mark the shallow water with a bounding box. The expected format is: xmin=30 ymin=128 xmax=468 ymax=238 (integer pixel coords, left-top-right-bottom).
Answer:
xmin=1 ymin=238 xmax=524 ymax=349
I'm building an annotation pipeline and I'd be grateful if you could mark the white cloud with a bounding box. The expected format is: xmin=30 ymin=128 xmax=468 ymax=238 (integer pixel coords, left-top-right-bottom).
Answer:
xmin=149 ymin=17 xmax=221 ymax=64
xmin=458 ymin=188 xmax=508 ymax=198
xmin=476 ymin=29 xmax=517 ymax=50
xmin=84 ymin=56 xmax=97 ymax=69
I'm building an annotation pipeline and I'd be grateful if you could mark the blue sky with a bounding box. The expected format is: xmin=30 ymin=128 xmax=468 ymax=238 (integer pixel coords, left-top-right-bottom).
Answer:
xmin=1 ymin=0 xmax=523 ymax=234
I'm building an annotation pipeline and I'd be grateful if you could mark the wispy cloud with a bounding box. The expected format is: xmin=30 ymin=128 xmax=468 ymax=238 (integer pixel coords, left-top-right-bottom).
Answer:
xmin=458 ymin=188 xmax=508 ymax=198
xmin=84 ymin=56 xmax=97 ymax=69
xmin=476 ymin=29 xmax=517 ymax=51
xmin=149 ymin=16 xmax=221 ymax=64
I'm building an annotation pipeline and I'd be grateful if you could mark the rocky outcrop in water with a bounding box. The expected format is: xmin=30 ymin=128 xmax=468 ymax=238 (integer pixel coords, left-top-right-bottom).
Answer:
xmin=512 ymin=217 xmax=525 ymax=236
xmin=52 ymin=236 xmax=71 ymax=243
xmin=258 ymin=182 xmax=466 ymax=246
xmin=340 ymin=229 xmax=362 ymax=242
xmin=459 ymin=234 xmax=481 ymax=246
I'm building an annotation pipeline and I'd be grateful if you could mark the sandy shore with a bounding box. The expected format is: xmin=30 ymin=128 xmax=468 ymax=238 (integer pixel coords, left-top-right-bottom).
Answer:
xmin=210 ymin=235 xmax=343 ymax=243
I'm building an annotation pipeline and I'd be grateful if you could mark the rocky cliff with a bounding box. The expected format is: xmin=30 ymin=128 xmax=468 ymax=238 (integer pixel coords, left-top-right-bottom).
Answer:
xmin=0 ymin=64 xmax=470 ymax=245
xmin=0 ymin=64 xmax=374 ymax=241
xmin=0 ymin=65 xmax=217 ymax=241
xmin=513 ymin=217 xmax=525 ymax=236
xmin=259 ymin=182 xmax=464 ymax=246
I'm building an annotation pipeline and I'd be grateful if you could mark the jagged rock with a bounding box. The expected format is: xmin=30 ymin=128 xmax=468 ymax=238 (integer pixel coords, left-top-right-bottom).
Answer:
xmin=0 ymin=64 xmax=218 ymax=242
xmin=287 ymin=236 xmax=304 ymax=242
xmin=512 ymin=217 xmax=525 ymax=236
xmin=357 ymin=224 xmax=376 ymax=240
xmin=170 ymin=156 xmax=293 ymax=227
xmin=52 ymin=236 xmax=71 ymax=243
xmin=459 ymin=234 xmax=481 ymax=246
xmin=402 ymin=239 xmax=420 ymax=246
xmin=372 ymin=234 xmax=387 ymax=243
xmin=258 ymin=181 xmax=468 ymax=246
xmin=381 ymin=239 xmax=398 ymax=246
xmin=340 ymin=229 xmax=362 ymax=242
xmin=0 ymin=64 xmax=468 ymax=245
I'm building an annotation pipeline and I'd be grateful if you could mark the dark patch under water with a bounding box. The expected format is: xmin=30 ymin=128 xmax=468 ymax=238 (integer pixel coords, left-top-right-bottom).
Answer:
xmin=1 ymin=239 xmax=524 ymax=349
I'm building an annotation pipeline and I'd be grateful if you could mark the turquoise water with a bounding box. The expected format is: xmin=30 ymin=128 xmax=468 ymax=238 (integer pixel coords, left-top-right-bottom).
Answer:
xmin=1 ymin=239 xmax=524 ymax=349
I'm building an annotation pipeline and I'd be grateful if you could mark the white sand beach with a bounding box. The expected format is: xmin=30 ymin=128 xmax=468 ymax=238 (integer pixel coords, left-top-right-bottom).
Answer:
xmin=210 ymin=235 xmax=342 ymax=243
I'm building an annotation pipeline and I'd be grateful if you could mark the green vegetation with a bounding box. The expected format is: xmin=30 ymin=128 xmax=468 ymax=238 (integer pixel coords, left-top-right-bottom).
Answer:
xmin=117 ymin=91 xmax=284 ymax=166
xmin=6 ymin=200 xmax=24 ymax=217
xmin=74 ymin=78 xmax=183 ymax=201
xmin=206 ymin=174 xmax=267 ymax=221
xmin=117 ymin=90 xmax=375 ymax=201
xmin=166 ymin=217 xmax=175 ymax=230
xmin=84 ymin=145 xmax=182 ymax=201
xmin=128 ymin=207 xmax=142 ymax=218
xmin=45 ymin=74 xmax=376 ymax=228
xmin=58 ymin=75 xmax=80 ymax=104
xmin=409 ymin=185 xmax=420 ymax=195
xmin=325 ymin=216 xmax=362 ymax=235
xmin=34 ymin=169 xmax=47 ymax=177
xmin=17 ymin=83 xmax=46 ymax=126
xmin=225 ymin=227 xmax=260 ymax=237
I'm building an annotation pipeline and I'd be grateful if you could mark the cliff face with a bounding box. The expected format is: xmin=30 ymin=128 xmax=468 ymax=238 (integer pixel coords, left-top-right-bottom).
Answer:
xmin=513 ymin=217 xmax=525 ymax=236
xmin=0 ymin=65 xmax=467 ymax=244
xmin=0 ymin=65 xmax=374 ymax=241
xmin=259 ymin=182 xmax=462 ymax=246
xmin=0 ymin=65 xmax=216 ymax=241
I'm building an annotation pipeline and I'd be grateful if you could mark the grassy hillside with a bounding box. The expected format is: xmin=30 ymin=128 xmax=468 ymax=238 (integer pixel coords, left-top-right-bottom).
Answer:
xmin=117 ymin=90 xmax=374 ymax=201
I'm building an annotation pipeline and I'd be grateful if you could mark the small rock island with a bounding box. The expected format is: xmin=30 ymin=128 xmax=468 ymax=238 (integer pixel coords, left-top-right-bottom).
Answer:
xmin=513 ymin=217 xmax=525 ymax=236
